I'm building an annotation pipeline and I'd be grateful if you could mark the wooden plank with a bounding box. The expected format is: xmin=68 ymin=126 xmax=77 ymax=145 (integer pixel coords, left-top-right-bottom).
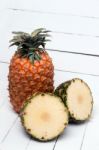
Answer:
xmin=48 ymin=50 xmax=99 ymax=76
xmin=0 ymin=0 xmax=12 ymax=10
xmin=0 ymin=118 xmax=30 ymax=150
xmin=0 ymin=63 xmax=17 ymax=143
xmin=54 ymin=69 xmax=99 ymax=94
xmin=0 ymin=10 xmax=99 ymax=61
xmin=27 ymin=139 xmax=55 ymax=150
xmin=0 ymin=117 xmax=54 ymax=150
xmin=1 ymin=45 xmax=99 ymax=76
xmin=9 ymin=0 xmax=99 ymax=18
xmin=54 ymin=124 xmax=86 ymax=150
xmin=47 ymin=33 xmax=99 ymax=55
xmin=1 ymin=10 xmax=99 ymax=61
xmin=1 ymin=29 xmax=99 ymax=60
xmin=0 ymin=101 xmax=17 ymax=143
xmin=1 ymin=30 xmax=99 ymax=57
xmin=0 ymin=18 xmax=99 ymax=76
xmin=80 ymin=92 xmax=99 ymax=150
xmin=5 ymin=10 xmax=99 ymax=36
xmin=0 ymin=62 xmax=8 ymax=106
xmin=0 ymin=16 xmax=99 ymax=75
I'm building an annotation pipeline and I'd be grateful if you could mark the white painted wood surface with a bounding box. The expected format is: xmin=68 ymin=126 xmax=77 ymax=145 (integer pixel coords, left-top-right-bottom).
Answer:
xmin=0 ymin=0 xmax=99 ymax=150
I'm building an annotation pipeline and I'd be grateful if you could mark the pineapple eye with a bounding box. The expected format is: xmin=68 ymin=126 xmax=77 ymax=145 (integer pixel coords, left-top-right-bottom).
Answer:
xmin=41 ymin=93 xmax=45 ymax=96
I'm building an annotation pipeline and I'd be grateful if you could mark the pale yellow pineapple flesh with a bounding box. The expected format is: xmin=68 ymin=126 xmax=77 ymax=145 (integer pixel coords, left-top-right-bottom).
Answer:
xmin=67 ymin=79 xmax=93 ymax=120
xmin=21 ymin=94 xmax=68 ymax=141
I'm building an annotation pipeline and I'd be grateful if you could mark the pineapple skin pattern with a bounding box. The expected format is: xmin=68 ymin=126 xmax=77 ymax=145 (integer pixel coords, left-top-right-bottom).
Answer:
xmin=8 ymin=52 xmax=54 ymax=113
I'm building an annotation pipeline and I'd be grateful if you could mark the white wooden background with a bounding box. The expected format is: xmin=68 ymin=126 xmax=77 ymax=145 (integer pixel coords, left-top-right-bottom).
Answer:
xmin=0 ymin=0 xmax=99 ymax=150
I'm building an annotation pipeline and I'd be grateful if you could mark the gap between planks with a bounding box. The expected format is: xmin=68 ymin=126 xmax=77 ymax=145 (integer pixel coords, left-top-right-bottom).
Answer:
xmin=47 ymin=48 xmax=99 ymax=58
xmin=0 ymin=61 xmax=99 ymax=77
xmin=52 ymin=137 xmax=59 ymax=150
xmin=79 ymin=122 xmax=89 ymax=150
xmin=0 ymin=116 xmax=18 ymax=144
xmin=6 ymin=8 xmax=99 ymax=39
xmin=53 ymin=124 xmax=89 ymax=150
xmin=8 ymin=8 xmax=99 ymax=20
xmin=0 ymin=115 xmax=57 ymax=150
xmin=1 ymin=51 xmax=99 ymax=77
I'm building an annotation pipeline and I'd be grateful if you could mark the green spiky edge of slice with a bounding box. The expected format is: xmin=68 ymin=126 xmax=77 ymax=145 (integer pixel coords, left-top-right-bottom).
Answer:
xmin=20 ymin=92 xmax=69 ymax=141
xmin=54 ymin=78 xmax=93 ymax=123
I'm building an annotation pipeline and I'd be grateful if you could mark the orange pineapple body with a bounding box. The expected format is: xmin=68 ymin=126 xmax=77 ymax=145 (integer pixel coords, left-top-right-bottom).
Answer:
xmin=8 ymin=28 xmax=54 ymax=113
xmin=9 ymin=52 xmax=54 ymax=113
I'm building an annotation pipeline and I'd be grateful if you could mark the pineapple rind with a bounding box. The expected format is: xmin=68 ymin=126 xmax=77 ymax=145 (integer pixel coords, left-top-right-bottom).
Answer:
xmin=20 ymin=93 xmax=69 ymax=141
xmin=55 ymin=78 xmax=93 ymax=122
xmin=9 ymin=52 xmax=54 ymax=113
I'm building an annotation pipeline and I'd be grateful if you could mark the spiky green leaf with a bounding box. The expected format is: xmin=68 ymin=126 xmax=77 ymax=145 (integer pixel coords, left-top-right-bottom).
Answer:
xmin=10 ymin=28 xmax=51 ymax=63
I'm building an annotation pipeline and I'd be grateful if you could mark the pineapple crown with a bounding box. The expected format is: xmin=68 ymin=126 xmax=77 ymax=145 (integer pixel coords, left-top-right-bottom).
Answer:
xmin=10 ymin=28 xmax=51 ymax=63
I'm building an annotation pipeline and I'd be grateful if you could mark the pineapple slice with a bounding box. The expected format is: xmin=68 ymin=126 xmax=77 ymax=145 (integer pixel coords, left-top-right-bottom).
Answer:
xmin=20 ymin=93 xmax=68 ymax=141
xmin=55 ymin=78 xmax=93 ymax=122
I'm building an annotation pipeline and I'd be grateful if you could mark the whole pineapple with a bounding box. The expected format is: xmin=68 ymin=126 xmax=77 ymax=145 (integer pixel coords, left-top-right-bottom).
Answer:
xmin=8 ymin=28 xmax=54 ymax=113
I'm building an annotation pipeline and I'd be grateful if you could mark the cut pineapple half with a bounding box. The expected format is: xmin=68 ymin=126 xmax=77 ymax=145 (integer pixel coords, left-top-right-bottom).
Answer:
xmin=20 ymin=93 xmax=68 ymax=141
xmin=55 ymin=78 xmax=93 ymax=122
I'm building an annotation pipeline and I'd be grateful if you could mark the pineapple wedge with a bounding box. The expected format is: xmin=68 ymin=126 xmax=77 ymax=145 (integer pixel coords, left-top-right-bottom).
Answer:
xmin=55 ymin=78 xmax=93 ymax=122
xmin=20 ymin=93 xmax=68 ymax=141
